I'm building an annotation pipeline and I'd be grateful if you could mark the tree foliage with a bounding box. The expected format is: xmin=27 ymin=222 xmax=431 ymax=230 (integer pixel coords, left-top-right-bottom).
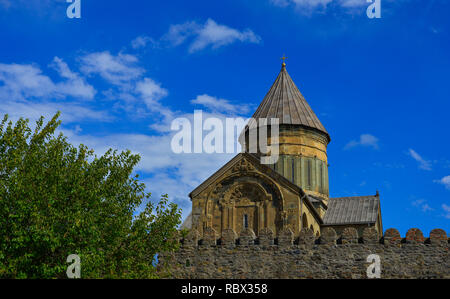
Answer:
xmin=0 ymin=113 xmax=182 ymax=278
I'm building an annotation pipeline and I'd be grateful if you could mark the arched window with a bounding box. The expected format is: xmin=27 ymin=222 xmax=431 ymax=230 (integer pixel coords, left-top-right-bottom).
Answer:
xmin=243 ymin=214 xmax=249 ymax=229
xmin=302 ymin=213 xmax=308 ymax=230
xmin=291 ymin=158 xmax=295 ymax=183
xmin=307 ymin=160 xmax=312 ymax=187
xmin=319 ymin=163 xmax=324 ymax=192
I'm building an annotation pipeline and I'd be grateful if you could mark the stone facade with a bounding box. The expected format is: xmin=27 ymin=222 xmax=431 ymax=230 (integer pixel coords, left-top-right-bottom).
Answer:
xmin=185 ymin=63 xmax=383 ymax=241
xmin=244 ymin=125 xmax=330 ymax=200
xmin=160 ymin=227 xmax=449 ymax=279
xmin=188 ymin=153 xmax=323 ymax=238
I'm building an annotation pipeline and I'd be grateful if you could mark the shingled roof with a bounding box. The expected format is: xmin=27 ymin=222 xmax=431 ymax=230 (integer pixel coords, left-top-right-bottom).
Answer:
xmin=251 ymin=63 xmax=330 ymax=141
xmin=323 ymin=195 xmax=380 ymax=225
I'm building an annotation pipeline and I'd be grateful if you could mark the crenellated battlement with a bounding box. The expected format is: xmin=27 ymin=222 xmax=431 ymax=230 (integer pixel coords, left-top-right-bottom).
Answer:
xmin=177 ymin=227 xmax=448 ymax=248
xmin=159 ymin=227 xmax=449 ymax=279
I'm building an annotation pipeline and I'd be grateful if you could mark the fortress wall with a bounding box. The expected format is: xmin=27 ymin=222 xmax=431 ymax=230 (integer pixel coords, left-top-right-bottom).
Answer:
xmin=159 ymin=227 xmax=449 ymax=279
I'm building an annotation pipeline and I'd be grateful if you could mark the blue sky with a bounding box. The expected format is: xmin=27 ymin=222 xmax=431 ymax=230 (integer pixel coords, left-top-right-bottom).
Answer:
xmin=0 ymin=0 xmax=449 ymax=235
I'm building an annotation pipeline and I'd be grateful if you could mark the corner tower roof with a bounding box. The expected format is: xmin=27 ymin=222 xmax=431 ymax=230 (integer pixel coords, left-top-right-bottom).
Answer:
xmin=252 ymin=63 xmax=330 ymax=141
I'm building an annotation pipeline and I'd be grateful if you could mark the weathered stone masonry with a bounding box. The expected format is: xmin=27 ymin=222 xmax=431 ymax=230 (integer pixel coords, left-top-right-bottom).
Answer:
xmin=160 ymin=227 xmax=449 ymax=279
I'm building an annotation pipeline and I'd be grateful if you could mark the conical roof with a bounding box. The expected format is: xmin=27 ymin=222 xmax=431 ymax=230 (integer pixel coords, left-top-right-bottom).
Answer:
xmin=252 ymin=63 xmax=330 ymax=141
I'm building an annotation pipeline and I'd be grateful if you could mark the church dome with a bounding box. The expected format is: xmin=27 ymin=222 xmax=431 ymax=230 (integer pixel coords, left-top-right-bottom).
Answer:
xmin=251 ymin=63 xmax=330 ymax=142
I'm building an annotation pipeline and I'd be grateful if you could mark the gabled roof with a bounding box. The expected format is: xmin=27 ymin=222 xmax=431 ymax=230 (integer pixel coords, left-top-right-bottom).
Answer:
xmin=322 ymin=195 xmax=380 ymax=225
xmin=251 ymin=63 xmax=330 ymax=141
xmin=189 ymin=152 xmax=323 ymax=224
xmin=180 ymin=212 xmax=192 ymax=230
xmin=308 ymin=194 xmax=328 ymax=210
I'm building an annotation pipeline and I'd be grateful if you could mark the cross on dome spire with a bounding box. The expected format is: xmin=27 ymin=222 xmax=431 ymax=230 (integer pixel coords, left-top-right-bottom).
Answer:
xmin=251 ymin=59 xmax=330 ymax=142
xmin=281 ymin=54 xmax=288 ymax=67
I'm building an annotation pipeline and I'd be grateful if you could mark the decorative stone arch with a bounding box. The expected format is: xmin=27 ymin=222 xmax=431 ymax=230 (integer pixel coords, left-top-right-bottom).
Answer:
xmin=207 ymin=171 xmax=285 ymax=209
xmin=219 ymin=159 xmax=286 ymax=208
xmin=223 ymin=181 xmax=272 ymax=204
xmin=203 ymin=170 xmax=285 ymax=235
xmin=223 ymin=181 xmax=272 ymax=234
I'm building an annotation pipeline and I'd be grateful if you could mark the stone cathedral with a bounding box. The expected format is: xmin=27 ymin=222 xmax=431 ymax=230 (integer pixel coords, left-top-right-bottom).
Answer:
xmin=182 ymin=62 xmax=383 ymax=239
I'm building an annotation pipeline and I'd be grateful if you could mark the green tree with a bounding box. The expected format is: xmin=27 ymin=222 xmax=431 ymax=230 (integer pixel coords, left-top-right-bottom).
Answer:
xmin=0 ymin=113 xmax=182 ymax=278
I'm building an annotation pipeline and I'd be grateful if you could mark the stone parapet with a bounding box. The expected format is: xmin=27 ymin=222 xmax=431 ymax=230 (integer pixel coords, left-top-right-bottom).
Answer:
xmin=160 ymin=227 xmax=449 ymax=279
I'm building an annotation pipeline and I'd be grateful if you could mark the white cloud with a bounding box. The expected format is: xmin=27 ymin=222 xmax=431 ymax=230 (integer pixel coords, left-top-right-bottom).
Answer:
xmin=78 ymin=51 xmax=172 ymax=118
xmin=191 ymin=94 xmax=250 ymax=114
xmin=271 ymin=0 xmax=333 ymax=9
xmin=420 ymin=203 xmax=433 ymax=212
xmin=0 ymin=0 xmax=64 ymax=8
xmin=76 ymin=52 xmax=247 ymax=220
xmin=434 ymin=175 xmax=450 ymax=190
xmin=0 ymin=100 xmax=111 ymax=124
xmin=0 ymin=58 xmax=96 ymax=101
xmin=0 ymin=56 xmax=110 ymax=126
xmin=442 ymin=204 xmax=450 ymax=219
xmin=131 ymin=36 xmax=156 ymax=49
xmin=271 ymin=0 xmax=369 ymax=9
xmin=408 ymin=149 xmax=432 ymax=171
xmin=339 ymin=0 xmax=367 ymax=8
xmin=0 ymin=63 xmax=56 ymax=100
xmin=270 ymin=0 xmax=383 ymax=14
xmin=411 ymin=199 xmax=434 ymax=213
xmin=188 ymin=19 xmax=261 ymax=53
xmin=0 ymin=49 xmax=249 ymax=224
xmin=136 ymin=78 xmax=169 ymax=108
xmin=61 ymin=125 xmax=236 ymax=221
xmin=50 ymin=57 xmax=97 ymax=99
xmin=344 ymin=134 xmax=379 ymax=150
xmin=50 ymin=57 xmax=78 ymax=80
xmin=161 ymin=19 xmax=261 ymax=53
xmin=79 ymin=51 xmax=144 ymax=86
xmin=162 ymin=21 xmax=201 ymax=47
xmin=0 ymin=64 xmax=107 ymax=124
xmin=58 ymin=88 xmax=251 ymax=220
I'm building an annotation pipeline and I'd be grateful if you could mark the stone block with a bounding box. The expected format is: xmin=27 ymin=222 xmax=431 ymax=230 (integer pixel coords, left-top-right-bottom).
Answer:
xmin=221 ymin=228 xmax=237 ymax=247
xmin=383 ymin=228 xmax=401 ymax=246
xmin=201 ymin=227 xmax=217 ymax=246
xmin=341 ymin=227 xmax=358 ymax=244
xmin=239 ymin=228 xmax=256 ymax=246
xmin=278 ymin=227 xmax=294 ymax=247
xmin=429 ymin=229 xmax=447 ymax=246
xmin=320 ymin=227 xmax=337 ymax=245
xmin=405 ymin=228 xmax=424 ymax=244
xmin=298 ymin=228 xmax=315 ymax=246
xmin=258 ymin=227 xmax=274 ymax=246
xmin=362 ymin=227 xmax=379 ymax=245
